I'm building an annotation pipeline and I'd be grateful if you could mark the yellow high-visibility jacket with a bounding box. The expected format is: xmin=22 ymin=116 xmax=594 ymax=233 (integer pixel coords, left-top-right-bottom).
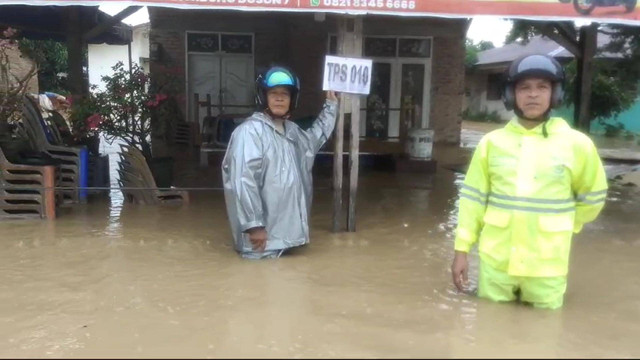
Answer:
xmin=454 ymin=117 xmax=608 ymax=277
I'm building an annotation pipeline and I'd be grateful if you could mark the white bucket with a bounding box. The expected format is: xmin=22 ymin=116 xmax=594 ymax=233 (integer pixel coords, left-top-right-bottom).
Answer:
xmin=405 ymin=128 xmax=434 ymax=160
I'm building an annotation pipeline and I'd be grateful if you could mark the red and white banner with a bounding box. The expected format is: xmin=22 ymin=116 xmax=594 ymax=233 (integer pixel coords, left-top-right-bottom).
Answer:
xmin=1 ymin=0 xmax=639 ymax=24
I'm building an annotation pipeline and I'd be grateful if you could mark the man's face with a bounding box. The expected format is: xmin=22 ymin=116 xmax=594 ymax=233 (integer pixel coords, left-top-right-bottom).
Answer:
xmin=267 ymin=86 xmax=291 ymax=117
xmin=515 ymin=77 xmax=553 ymax=120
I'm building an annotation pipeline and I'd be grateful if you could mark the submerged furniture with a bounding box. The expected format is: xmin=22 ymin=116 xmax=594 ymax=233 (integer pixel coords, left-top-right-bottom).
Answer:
xmin=0 ymin=146 xmax=56 ymax=219
xmin=117 ymin=144 xmax=189 ymax=205
xmin=21 ymin=95 xmax=87 ymax=204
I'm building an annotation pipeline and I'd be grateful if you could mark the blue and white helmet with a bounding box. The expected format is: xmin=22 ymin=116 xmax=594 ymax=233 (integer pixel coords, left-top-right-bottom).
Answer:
xmin=255 ymin=66 xmax=301 ymax=112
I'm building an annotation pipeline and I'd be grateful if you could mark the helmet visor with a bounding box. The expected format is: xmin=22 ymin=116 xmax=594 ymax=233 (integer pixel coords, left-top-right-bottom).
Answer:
xmin=514 ymin=55 xmax=561 ymax=82
xmin=265 ymin=70 xmax=295 ymax=88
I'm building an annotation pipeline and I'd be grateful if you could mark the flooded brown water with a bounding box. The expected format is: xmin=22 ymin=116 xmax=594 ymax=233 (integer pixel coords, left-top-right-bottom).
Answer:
xmin=0 ymin=139 xmax=639 ymax=358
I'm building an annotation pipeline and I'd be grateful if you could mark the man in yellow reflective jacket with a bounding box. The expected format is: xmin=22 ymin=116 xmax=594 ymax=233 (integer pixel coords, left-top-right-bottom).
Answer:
xmin=451 ymin=54 xmax=608 ymax=309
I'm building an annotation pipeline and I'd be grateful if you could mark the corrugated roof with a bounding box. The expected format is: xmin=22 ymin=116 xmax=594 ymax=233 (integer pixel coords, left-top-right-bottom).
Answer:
xmin=476 ymin=32 xmax=620 ymax=67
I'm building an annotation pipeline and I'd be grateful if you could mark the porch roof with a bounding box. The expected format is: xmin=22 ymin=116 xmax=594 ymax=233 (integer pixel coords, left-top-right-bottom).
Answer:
xmin=0 ymin=5 xmax=132 ymax=45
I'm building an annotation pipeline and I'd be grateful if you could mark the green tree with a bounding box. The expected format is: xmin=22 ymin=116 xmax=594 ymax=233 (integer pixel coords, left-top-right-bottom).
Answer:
xmin=465 ymin=38 xmax=495 ymax=68
xmin=564 ymin=59 xmax=638 ymax=122
xmin=18 ymin=39 xmax=69 ymax=94
xmin=504 ymin=20 xmax=546 ymax=45
xmin=506 ymin=21 xmax=640 ymax=128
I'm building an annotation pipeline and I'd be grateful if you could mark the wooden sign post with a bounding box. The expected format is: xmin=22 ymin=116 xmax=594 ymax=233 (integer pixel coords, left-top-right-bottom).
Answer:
xmin=327 ymin=16 xmax=364 ymax=233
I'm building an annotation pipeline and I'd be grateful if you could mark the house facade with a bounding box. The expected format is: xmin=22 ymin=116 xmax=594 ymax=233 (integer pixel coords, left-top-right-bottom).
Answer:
xmin=148 ymin=8 xmax=468 ymax=152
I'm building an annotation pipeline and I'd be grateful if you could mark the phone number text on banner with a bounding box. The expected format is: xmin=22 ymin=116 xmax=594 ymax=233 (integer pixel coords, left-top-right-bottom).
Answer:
xmin=311 ymin=0 xmax=416 ymax=10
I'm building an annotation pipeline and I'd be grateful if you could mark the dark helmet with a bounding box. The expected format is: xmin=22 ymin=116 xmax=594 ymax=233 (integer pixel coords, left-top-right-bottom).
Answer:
xmin=502 ymin=54 xmax=565 ymax=112
xmin=255 ymin=66 xmax=300 ymax=112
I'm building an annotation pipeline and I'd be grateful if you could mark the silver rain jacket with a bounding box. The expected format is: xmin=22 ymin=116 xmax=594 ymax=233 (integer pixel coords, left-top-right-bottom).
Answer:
xmin=222 ymin=99 xmax=338 ymax=256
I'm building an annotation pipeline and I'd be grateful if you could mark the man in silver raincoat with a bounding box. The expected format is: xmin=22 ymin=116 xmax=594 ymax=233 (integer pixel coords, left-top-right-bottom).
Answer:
xmin=222 ymin=66 xmax=339 ymax=259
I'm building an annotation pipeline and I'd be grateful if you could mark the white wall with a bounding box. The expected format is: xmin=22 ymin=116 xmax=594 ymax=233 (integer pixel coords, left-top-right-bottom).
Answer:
xmin=132 ymin=25 xmax=150 ymax=60
xmin=484 ymin=99 xmax=514 ymax=120
xmin=88 ymin=24 xmax=150 ymax=91
xmin=465 ymin=71 xmax=513 ymax=121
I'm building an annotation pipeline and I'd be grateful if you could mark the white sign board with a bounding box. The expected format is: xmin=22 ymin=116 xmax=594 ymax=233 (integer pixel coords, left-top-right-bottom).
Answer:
xmin=322 ymin=56 xmax=373 ymax=95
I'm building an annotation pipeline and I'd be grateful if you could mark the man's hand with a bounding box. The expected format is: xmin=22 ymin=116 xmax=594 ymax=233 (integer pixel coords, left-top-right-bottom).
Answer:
xmin=451 ymin=251 xmax=469 ymax=292
xmin=247 ymin=227 xmax=267 ymax=252
xmin=326 ymin=91 xmax=338 ymax=102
